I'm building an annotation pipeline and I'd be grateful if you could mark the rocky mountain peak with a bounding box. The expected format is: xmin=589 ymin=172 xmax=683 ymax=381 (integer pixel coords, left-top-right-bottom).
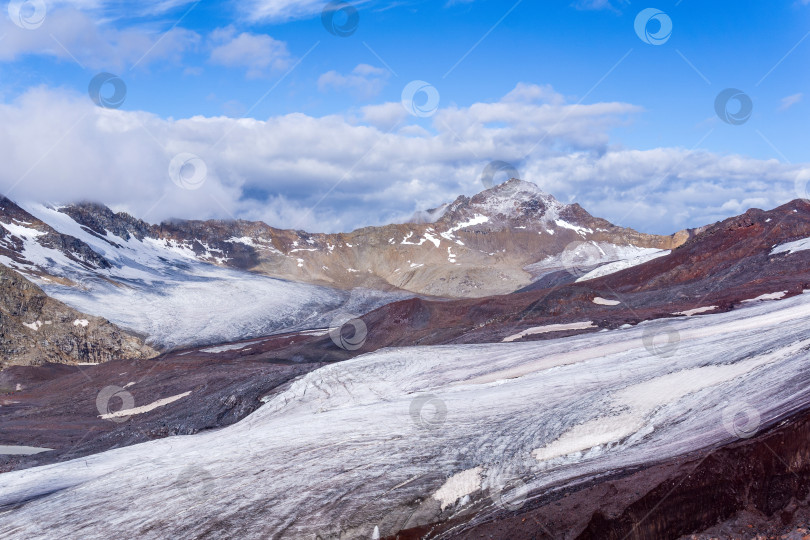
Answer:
xmin=436 ymin=178 xmax=566 ymax=227
xmin=60 ymin=202 xmax=153 ymax=242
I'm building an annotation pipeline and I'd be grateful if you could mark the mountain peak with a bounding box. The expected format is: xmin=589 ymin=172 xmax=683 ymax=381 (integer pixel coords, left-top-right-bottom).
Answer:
xmin=433 ymin=178 xmax=565 ymax=226
xmin=474 ymin=177 xmax=559 ymax=207
xmin=485 ymin=177 xmax=549 ymax=196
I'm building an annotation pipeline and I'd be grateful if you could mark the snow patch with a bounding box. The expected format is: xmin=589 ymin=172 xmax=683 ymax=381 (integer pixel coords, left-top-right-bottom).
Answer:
xmin=99 ymin=391 xmax=192 ymax=420
xmin=576 ymin=250 xmax=669 ymax=282
xmin=742 ymin=292 xmax=787 ymax=303
xmin=432 ymin=467 xmax=482 ymax=510
xmin=440 ymin=214 xmax=488 ymax=244
xmin=533 ymin=413 xmax=641 ymax=462
xmin=527 ymin=243 xmax=667 ymax=281
xmin=593 ymin=297 xmax=620 ymax=306
xmin=503 ymin=321 xmax=596 ymax=342
xmin=771 ymin=237 xmax=810 ymax=256
xmin=554 ymin=219 xmax=593 ymax=237
xmin=0 ymin=222 xmax=45 ymax=240
xmin=200 ymin=342 xmax=253 ymax=354
xmin=674 ymin=306 xmax=717 ymax=317
xmin=423 ymin=232 xmax=440 ymax=248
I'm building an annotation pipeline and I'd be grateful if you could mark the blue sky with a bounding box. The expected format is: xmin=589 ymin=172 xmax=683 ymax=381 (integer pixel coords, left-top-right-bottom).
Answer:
xmin=0 ymin=0 xmax=808 ymax=234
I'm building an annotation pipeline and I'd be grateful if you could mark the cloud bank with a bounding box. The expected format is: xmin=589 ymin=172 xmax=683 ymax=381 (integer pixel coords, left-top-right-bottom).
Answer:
xmin=0 ymin=83 xmax=804 ymax=235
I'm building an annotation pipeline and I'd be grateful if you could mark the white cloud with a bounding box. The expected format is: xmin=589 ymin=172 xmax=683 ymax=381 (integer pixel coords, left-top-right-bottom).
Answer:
xmin=0 ymin=84 xmax=804 ymax=236
xmin=779 ymin=93 xmax=803 ymax=111
xmin=135 ymin=0 xmax=200 ymax=15
xmin=357 ymin=102 xmax=407 ymax=129
xmin=503 ymin=82 xmax=566 ymax=105
xmin=209 ymin=27 xmax=292 ymax=78
xmin=0 ymin=7 xmax=200 ymax=70
xmin=50 ymin=0 xmax=197 ymax=13
xmin=242 ymin=0 xmax=370 ymax=23
xmin=318 ymin=64 xmax=390 ymax=99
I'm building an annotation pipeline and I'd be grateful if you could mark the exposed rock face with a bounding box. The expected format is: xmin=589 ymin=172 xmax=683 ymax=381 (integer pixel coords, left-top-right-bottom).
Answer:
xmin=53 ymin=179 xmax=692 ymax=298
xmin=59 ymin=202 xmax=152 ymax=242
xmin=0 ymin=265 xmax=156 ymax=369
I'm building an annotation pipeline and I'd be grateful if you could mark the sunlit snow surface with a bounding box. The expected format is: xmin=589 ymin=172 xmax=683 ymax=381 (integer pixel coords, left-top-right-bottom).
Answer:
xmin=4 ymin=204 xmax=406 ymax=349
xmin=772 ymin=236 xmax=810 ymax=255
xmin=1 ymin=295 xmax=810 ymax=538
xmin=525 ymin=242 xmax=668 ymax=281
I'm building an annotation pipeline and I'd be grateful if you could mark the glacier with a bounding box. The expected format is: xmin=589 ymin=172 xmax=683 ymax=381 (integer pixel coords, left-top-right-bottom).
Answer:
xmin=0 ymin=293 xmax=809 ymax=538
xmin=6 ymin=203 xmax=407 ymax=350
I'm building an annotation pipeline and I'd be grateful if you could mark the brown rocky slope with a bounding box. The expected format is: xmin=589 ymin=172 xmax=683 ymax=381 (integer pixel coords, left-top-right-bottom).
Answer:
xmin=0 ymin=265 xmax=156 ymax=369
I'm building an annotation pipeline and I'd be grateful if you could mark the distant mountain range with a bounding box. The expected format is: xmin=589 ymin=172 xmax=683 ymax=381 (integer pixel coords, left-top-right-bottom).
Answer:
xmin=0 ymin=178 xmax=804 ymax=364
xmin=5 ymin=179 xmax=693 ymax=296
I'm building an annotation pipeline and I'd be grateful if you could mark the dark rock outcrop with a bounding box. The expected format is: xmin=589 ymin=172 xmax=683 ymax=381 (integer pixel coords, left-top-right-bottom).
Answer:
xmin=0 ymin=265 xmax=156 ymax=369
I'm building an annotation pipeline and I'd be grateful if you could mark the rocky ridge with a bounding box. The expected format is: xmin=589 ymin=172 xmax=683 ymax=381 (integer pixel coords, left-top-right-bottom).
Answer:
xmin=0 ymin=264 xmax=156 ymax=369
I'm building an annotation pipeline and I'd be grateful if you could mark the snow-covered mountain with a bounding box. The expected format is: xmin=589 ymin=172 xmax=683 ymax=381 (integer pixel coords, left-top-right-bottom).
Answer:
xmin=0 ymin=198 xmax=406 ymax=351
xmin=33 ymin=179 xmax=691 ymax=297
xmin=0 ymin=180 xmax=692 ymax=350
